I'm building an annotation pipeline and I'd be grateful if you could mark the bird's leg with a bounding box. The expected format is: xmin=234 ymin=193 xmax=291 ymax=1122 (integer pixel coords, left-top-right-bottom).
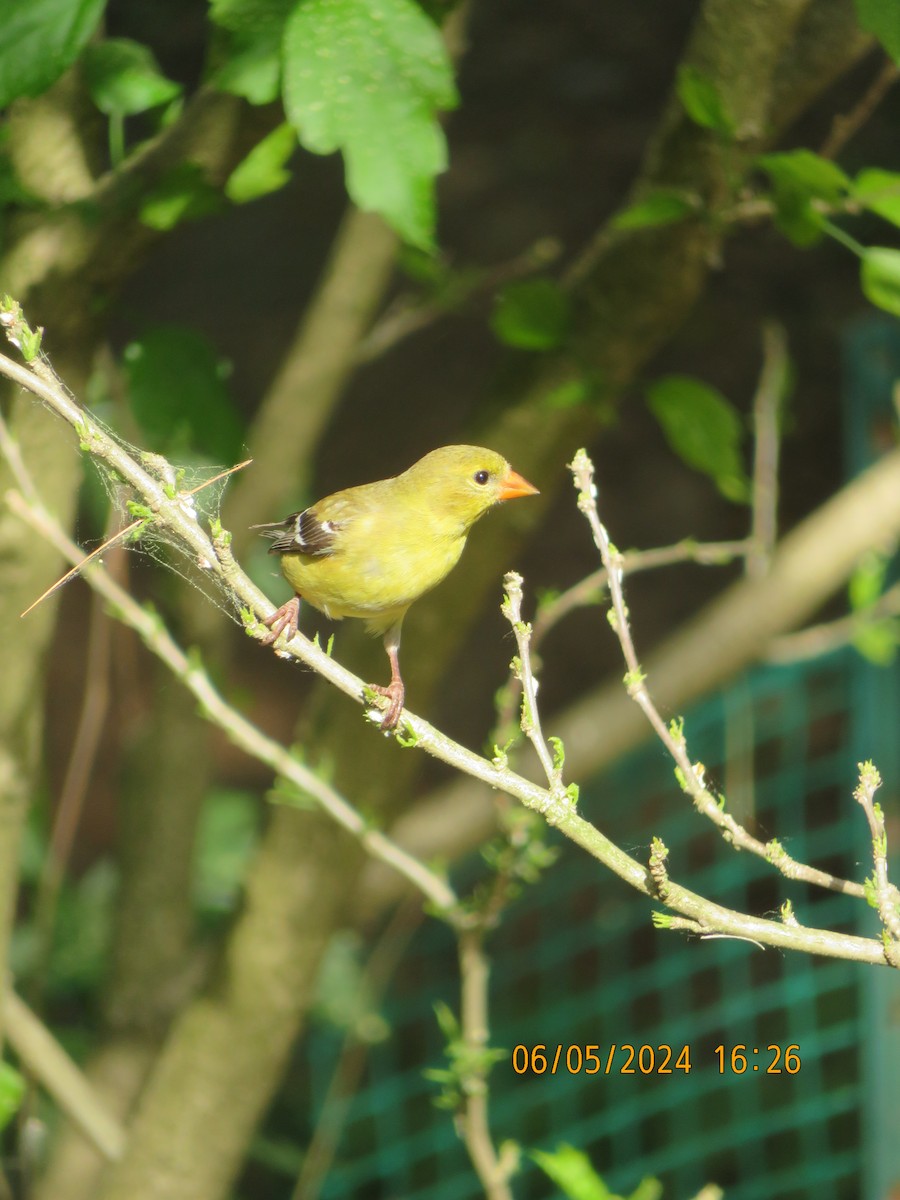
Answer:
xmin=370 ymin=631 xmax=405 ymax=730
xmin=259 ymin=595 xmax=300 ymax=646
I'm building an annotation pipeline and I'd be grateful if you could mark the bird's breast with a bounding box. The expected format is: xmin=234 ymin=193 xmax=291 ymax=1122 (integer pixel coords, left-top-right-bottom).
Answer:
xmin=280 ymin=522 xmax=467 ymax=623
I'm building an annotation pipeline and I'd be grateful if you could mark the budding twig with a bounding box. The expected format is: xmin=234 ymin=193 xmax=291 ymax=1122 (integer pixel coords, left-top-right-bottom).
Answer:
xmin=568 ymin=448 xmax=866 ymax=901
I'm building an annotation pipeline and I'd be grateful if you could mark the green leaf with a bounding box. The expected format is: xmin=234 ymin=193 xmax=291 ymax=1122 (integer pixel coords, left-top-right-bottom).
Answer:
xmin=769 ymin=204 xmax=823 ymax=248
xmin=530 ymin=1145 xmax=662 ymax=1200
xmin=396 ymin=244 xmax=448 ymax=286
xmin=433 ymin=999 xmax=460 ymax=1041
xmin=757 ymin=150 xmax=849 ymax=201
xmin=139 ymin=164 xmax=224 ymax=231
xmin=530 ymin=1144 xmax=615 ymax=1200
xmin=209 ymin=0 xmax=293 ymax=104
xmin=647 ymin=374 xmax=750 ymax=502
xmin=0 ymin=1062 xmax=25 ymax=1133
xmin=283 ymin=0 xmax=458 ymax=249
xmin=849 ymin=550 xmax=889 ymax=610
xmin=542 ymin=376 xmax=595 ymax=410
xmin=123 ymin=325 xmax=244 ymax=461
xmin=676 ymin=65 xmax=735 ymax=135
xmin=212 ymin=36 xmax=281 ymax=104
xmin=854 ymin=0 xmax=900 ymax=63
xmin=491 ymin=279 xmax=571 ymax=350
xmin=853 ymin=619 xmax=899 ymax=665
xmin=757 ymin=150 xmax=850 ymax=247
xmin=83 ymin=39 xmax=182 ymax=117
xmin=763 ymin=151 xmax=854 ymax=202
xmin=226 ymin=122 xmax=296 ymax=203
xmin=861 ymin=246 xmax=900 ymax=316
xmin=627 ymin=1182 xmax=664 ymax=1200
xmin=0 ymin=0 xmax=105 ymax=107
xmin=854 ymin=168 xmax=900 ymax=228
xmin=849 ymin=552 xmax=899 ymax=665
xmin=195 ymin=789 xmax=260 ymax=915
xmin=210 ymin=0 xmax=294 ymax=32
xmin=611 ymin=189 xmax=697 ymax=231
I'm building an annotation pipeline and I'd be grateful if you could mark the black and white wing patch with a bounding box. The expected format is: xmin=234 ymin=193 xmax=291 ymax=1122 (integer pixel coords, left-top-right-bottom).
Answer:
xmin=254 ymin=507 xmax=338 ymax=556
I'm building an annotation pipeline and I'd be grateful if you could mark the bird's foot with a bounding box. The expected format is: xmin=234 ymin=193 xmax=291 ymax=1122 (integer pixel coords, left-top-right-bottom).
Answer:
xmin=369 ymin=678 xmax=405 ymax=731
xmin=259 ymin=596 xmax=300 ymax=646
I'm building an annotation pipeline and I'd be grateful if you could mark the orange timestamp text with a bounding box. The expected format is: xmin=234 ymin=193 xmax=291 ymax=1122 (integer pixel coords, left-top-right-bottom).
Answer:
xmin=714 ymin=1044 xmax=801 ymax=1074
xmin=511 ymin=1044 xmax=693 ymax=1075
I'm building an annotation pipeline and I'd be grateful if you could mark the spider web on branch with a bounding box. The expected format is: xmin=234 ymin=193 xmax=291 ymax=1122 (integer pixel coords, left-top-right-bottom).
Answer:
xmin=88 ymin=436 xmax=252 ymax=620
xmin=24 ymin=396 xmax=253 ymax=622
xmin=0 ymin=316 xmax=250 ymax=621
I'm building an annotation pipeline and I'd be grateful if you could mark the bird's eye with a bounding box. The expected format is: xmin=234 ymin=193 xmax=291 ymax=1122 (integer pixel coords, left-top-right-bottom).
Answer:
xmin=473 ymin=470 xmax=490 ymax=485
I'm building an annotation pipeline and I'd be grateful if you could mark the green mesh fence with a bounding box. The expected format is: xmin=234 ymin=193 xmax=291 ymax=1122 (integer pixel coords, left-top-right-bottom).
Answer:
xmin=304 ymin=649 xmax=884 ymax=1200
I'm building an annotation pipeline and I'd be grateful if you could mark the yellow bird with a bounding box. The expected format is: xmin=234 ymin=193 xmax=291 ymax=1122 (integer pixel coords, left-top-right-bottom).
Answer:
xmin=255 ymin=444 xmax=539 ymax=729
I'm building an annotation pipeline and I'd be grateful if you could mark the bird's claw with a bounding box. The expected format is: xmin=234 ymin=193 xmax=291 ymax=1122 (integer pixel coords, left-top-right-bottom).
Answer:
xmin=260 ymin=597 xmax=300 ymax=646
xmin=369 ymin=679 xmax=405 ymax=731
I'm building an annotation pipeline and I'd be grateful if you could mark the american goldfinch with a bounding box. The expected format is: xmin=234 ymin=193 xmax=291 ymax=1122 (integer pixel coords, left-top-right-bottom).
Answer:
xmin=255 ymin=444 xmax=539 ymax=730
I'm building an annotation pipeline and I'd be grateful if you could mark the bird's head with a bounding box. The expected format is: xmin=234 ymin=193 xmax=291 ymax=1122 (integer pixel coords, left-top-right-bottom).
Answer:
xmin=403 ymin=445 xmax=539 ymax=531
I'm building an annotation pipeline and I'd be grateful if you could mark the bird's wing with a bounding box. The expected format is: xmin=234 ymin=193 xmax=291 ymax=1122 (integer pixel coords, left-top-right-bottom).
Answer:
xmin=253 ymin=507 xmax=339 ymax=557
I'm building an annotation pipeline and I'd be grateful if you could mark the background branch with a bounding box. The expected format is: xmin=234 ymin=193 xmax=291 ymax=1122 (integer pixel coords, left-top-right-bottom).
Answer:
xmin=454 ymin=929 xmax=514 ymax=1200
xmin=3 ymin=990 xmax=125 ymax=1161
xmin=748 ymin=322 xmax=787 ymax=579
xmin=224 ymin=208 xmax=399 ymax=543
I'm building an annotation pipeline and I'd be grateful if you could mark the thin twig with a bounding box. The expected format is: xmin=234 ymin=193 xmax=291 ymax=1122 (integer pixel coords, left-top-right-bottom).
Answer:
xmin=767 ymin=580 xmax=900 ymax=662
xmin=0 ymin=316 xmax=894 ymax=965
xmin=726 ymin=321 xmax=787 ymax=822
xmin=3 ymin=990 xmax=126 ymax=1160
xmin=0 ymin=412 xmax=122 ymax=953
xmin=493 ymin=538 xmax=752 ymax=752
xmin=225 ymin=207 xmax=398 ymax=539
xmin=454 ymin=928 xmax=515 ymax=1200
xmin=854 ymin=761 xmax=900 ymax=963
xmin=356 ymin=237 xmax=562 ymax=365
xmin=747 ymin=321 xmax=786 ymax=579
xmin=501 ymin=572 xmax=562 ymax=789
xmin=535 ymin=539 xmax=753 ymax=646
xmin=568 ymin=448 xmax=867 ymax=900
xmin=290 ymin=899 xmax=424 ymax=1200
xmin=820 ymin=58 xmax=900 ymax=161
xmin=34 ymin=561 xmax=115 ymax=981
xmin=3 ymin=487 xmax=459 ymax=917
xmin=19 ymin=519 xmax=141 ymax=617
xmin=20 ymin=459 xmax=251 ymax=617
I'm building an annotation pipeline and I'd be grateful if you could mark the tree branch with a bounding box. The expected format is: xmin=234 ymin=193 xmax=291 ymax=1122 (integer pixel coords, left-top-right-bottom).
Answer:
xmin=3 ymin=990 xmax=126 ymax=1161
xmin=454 ymin=929 xmax=514 ymax=1200
xmin=2 ymin=299 xmax=896 ymax=1200
xmin=748 ymin=321 xmax=786 ymax=579
xmin=224 ymin=207 xmax=399 ymax=543
xmin=3 ymin=484 xmax=457 ymax=917
xmin=854 ymin=761 xmax=900 ymax=961
xmin=568 ymin=448 xmax=867 ymax=900
xmin=359 ymin=441 xmax=900 ymax=915
xmin=0 ymin=328 xmax=890 ymax=972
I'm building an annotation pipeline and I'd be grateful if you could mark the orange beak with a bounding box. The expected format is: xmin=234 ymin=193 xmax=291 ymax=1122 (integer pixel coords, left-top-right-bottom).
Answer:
xmin=498 ymin=468 xmax=540 ymax=501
